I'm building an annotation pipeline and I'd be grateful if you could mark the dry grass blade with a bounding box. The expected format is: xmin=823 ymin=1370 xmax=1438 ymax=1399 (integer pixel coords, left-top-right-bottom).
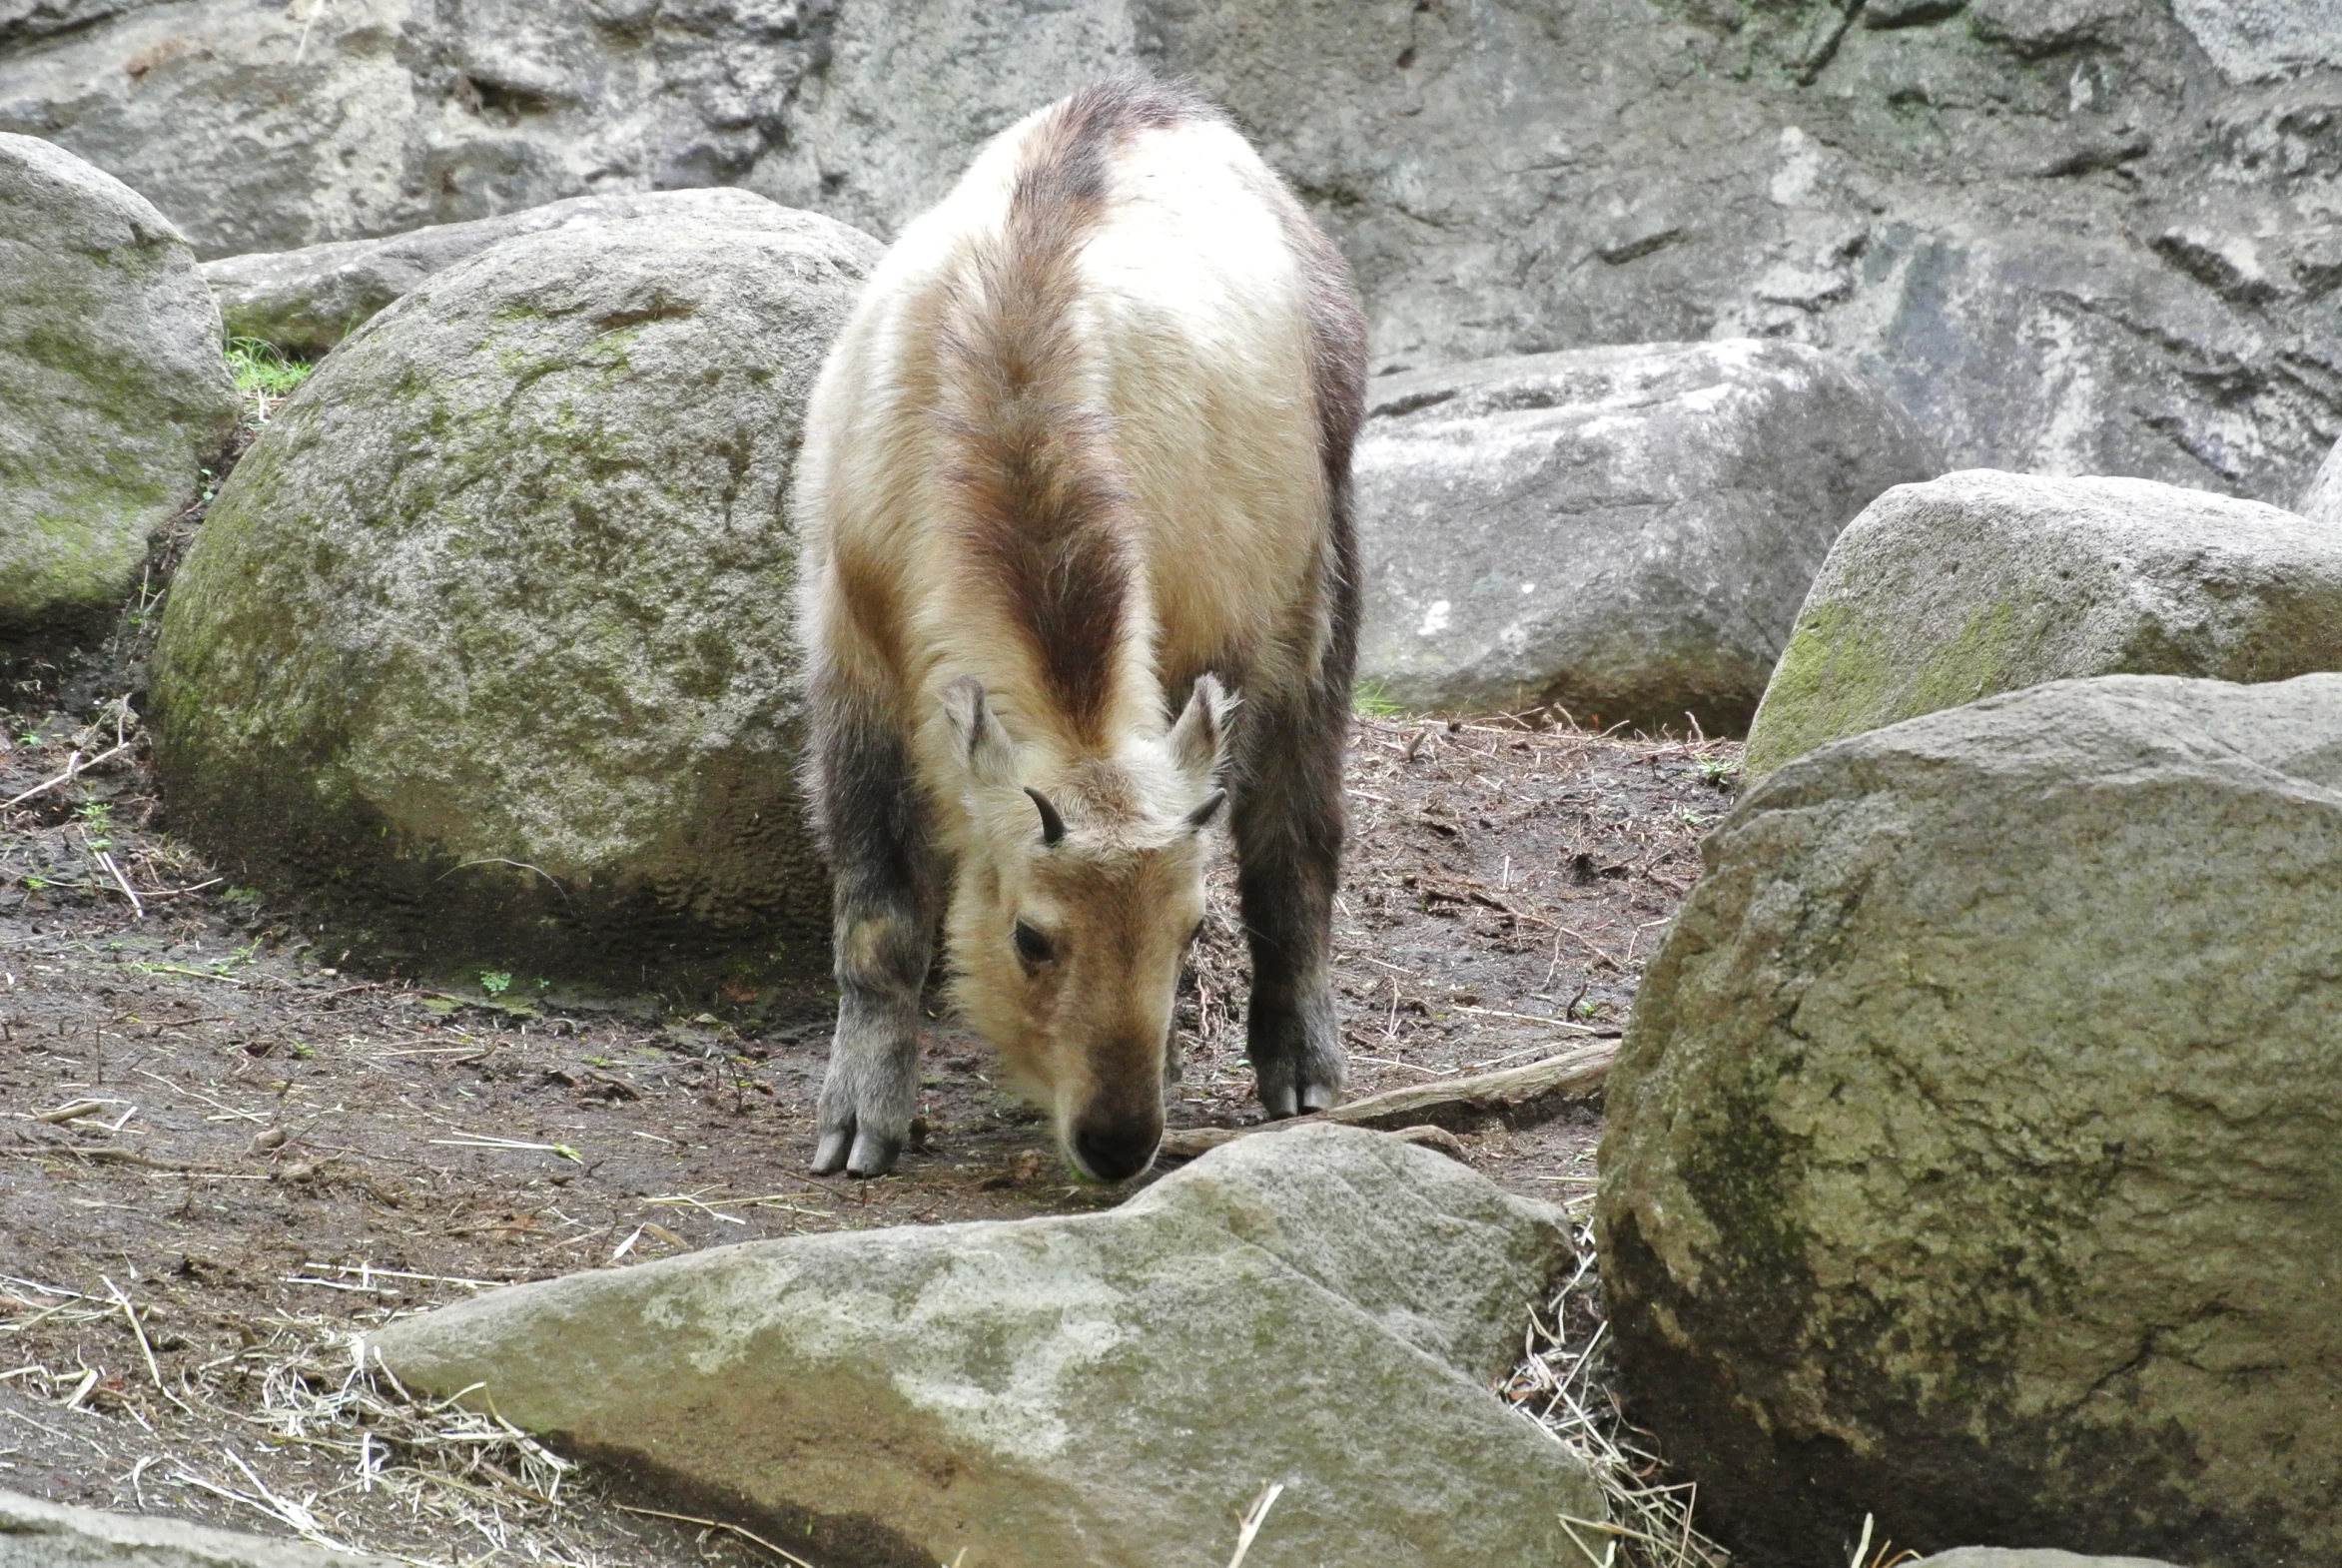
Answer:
xmin=1223 ymin=1481 xmax=1284 ymax=1568
xmin=612 ymin=1503 xmax=820 ymax=1568
xmin=1504 ymin=1193 xmax=1731 ymax=1568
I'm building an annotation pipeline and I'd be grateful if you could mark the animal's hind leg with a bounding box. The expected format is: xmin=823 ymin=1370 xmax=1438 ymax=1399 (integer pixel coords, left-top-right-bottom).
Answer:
xmin=1229 ymin=676 xmax=1349 ymax=1119
xmin=809 ymin=680 xmax=937 ymax=1177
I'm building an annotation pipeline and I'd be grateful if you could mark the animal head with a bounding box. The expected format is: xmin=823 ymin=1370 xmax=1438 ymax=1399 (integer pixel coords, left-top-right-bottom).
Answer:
xmin=941 ymin=672 xmax=1233 ymax=1181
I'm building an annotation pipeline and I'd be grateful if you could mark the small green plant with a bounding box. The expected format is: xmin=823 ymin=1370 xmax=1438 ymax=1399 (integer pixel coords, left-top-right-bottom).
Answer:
xmin=292 ymin=1041 xmax=316 ymax=1060
xmin=533 ymin=976 xmax=551 ymax=991
xmin=225 ymin=338 xmax=316 ymax=398
xmin=23 ymin=875 xmax=50 ymax=891
xmin=478 ymin=970 xmax=513 ymax=996
xmin=16 ymin=731 xmax=41 ymax=746
xmin=1695 ymin=756 xmax=1741 ymax=785
xmin=1353 ymin=679 xmax=1407 ymax=719
xmin=222 ymin=885 xmax=263 ymax=906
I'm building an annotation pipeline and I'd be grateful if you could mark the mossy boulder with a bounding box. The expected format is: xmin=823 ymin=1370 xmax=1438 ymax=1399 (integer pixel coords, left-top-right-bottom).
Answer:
xmin=0 ymin=134 xmax=236 ymax=650
xmin=369 ymin=1125 xmax=1603 ymax=1567
xmin=1599 ymin=673 xmax=2342 ymax=1567
xmin=1352 ymin=341 xmax=1939 ymax=732
xmin=1743 ymin=469 xmax=2342 ymax=780
xmin=152 ymin=190 xmax=881 ymax=979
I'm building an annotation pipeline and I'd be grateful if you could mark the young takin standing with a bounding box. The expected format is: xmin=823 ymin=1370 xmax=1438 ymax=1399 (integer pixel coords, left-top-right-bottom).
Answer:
xmin=793 ymin=78 xmax=1366 ymax=1180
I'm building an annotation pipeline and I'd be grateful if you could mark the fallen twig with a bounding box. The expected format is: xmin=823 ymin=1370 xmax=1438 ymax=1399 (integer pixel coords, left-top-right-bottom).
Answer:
xmin=2 ymin=739 xmax=134 ymax=811
xmin=1159 ymin=1041 xmax=1616 ymax=1160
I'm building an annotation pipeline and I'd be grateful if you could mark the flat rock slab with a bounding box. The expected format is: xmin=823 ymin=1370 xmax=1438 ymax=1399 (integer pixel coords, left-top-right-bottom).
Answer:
xmin=1352 ymin=340 xmax=1937 ymax=731
xmin=203 ymin=189 xmax=801 ymax=354
xmin=0 ymin=1488 xmax=399 ymax=1568
xmin=1600 ymin=673 xmax=2342 ymax=1567
xmin=152 ymin=189 xmax=878 ymax=976
xmin=1745 ymin=469 xmax=2342 ymax=778
xmin=1915 ymin=1553 xmax=2190 ymax=1568
xmin=0 ymin=133 xmax=236 ymax=647
xmin=368 ymin=1125 xmax=1604 ymax=1568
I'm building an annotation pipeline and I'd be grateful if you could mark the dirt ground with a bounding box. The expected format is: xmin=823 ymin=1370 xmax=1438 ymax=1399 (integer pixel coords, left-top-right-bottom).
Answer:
xmin=0 ymin=402 xmax=1742 ymax=1565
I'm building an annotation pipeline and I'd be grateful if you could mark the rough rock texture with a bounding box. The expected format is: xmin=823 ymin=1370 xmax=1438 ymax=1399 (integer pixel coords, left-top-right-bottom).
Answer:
xmin=2301 ymin=432 xmax=2342 ymax=522
xmin=1597 ymin=673 xmax=2342 ymax=1568
xmin=1353 ymin=340 xmax=1938 ymax=729
xmin=0 ymin=1488 xmax=399 ymax=1568
xmin=368 ymin=1125 xmax=1601 ymax=1568
xmin=0 ymin=132 xmax=234 ymax=647
xmin=5 ymin=1 xmax=2339 ymax=502
xmin=1744 ymin=469 xmax=2342 ymax=776
xmin=203 ymin=188 xmax=808 ymax=354
xmin=1914 ymin=1554 xmax=2189 ymax=1568
xmin=152 ymin=191 xmax=877 ymax=977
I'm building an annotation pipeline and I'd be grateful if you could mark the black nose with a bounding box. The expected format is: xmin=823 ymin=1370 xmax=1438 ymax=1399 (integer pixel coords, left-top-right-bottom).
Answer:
xmin=1073 ymin=1119 xmax=1161 ymax=1182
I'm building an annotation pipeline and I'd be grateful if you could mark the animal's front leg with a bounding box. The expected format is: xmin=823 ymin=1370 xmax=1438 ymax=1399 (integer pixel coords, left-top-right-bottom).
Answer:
xmin=808 ymin=686 xmax=936 ymax=1177
xmin=814 ymin=905 xmax=930 ymax=1176
xmin=1230 ymin=687 xmax=1349 ymax=1119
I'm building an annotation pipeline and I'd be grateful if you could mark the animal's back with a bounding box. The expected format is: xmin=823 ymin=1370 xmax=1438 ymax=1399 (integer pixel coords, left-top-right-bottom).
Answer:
xmin=796 ymin=80 xmax=1359 ymax=795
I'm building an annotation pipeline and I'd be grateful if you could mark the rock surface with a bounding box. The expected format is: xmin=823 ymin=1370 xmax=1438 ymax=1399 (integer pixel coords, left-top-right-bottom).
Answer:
xmin=1914 ymin=1553 xmax=2189 ymax=1568
xmin=204 ymin=189 xmax=797 ymax=355
xmin=0 ymin=1487 xmax=399 ymax=1568
xmin=0 ymin=133 xmax=235 ymax=647
xmin=368 ymin=1125 xmax=1602 ymax=1568
xmin=5 ymin=1 xmax=2339 ymax=502
xmin=152 ymin=190 xmax=877 ymax=976
xmin=2301 ymin=434 xmax=2342 ymax=524
xmin=1353 ymin=340 xmax=1937 ymax=730
xmin=1598 ymin=673 xmax=2342 ymax=1568
xmin=1744 ymin=469 xmax=2342 ymax=777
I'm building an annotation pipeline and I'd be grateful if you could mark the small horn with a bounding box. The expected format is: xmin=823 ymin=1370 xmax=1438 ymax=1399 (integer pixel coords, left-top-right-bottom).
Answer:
xmin=1024 ymin=786 xmax=1068 ymax=847
xmin=1184 ymin=789 xmax=1226 ymax=832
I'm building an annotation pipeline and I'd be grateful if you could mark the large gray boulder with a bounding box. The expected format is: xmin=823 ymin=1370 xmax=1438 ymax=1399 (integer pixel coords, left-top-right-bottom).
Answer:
xmin=203 ymin=189 xmax=800 ymax=355
xmin=152 ymin=190 xmax=876 ymax=977
xmin=368 ymin=1125 xmax=1604 ymax=1567
xmin=1743 ymin=470 xmax=2342 ymax=778
xmin=7 ymin=0 xmax=2338 ymax=505
xmin=0 ymin=1488 xmax=399 ymax=1568
xmin=0 ymin=133 xmax=235 ymax=646
xmin=1353 ymin=340 xmax=1938 ymax=730
xmin=1598 ymin=673 xmax=2342 ymax=1568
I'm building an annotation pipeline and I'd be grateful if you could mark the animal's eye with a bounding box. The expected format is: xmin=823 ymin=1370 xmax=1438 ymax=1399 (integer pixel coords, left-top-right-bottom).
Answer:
xmin=1013 ymin=920 xmax=1056 ymax=965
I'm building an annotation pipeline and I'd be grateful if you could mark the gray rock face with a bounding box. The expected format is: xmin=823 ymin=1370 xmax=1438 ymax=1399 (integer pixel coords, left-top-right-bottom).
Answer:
xmin=1915 ymin=1553 xmax=2190 ymax=1568
xmin=0 ymin=1487 xmax=399 ymax=1568
xmin=1743 ymin=469 xmax=2342 ymax=777
xmin=1354 ymin=340 xmax=1938 ymax=730
xmin=203 ymin=188 xmax=795 ymax=354
xmin=152 ymin=190 xmax=877 ymax=976
xmin=0 ymin=132 xmax=235 ymax=645
xmin=2300 ymin=434 xmax=2342 ymax=524
xmin=368 ymin=1125 xmax=1603 ymax=1568
xmin=6 ymin=0 xmax=2337 ymax=504
xmin=1598 ymin=673 xmax=2342 ymax=1568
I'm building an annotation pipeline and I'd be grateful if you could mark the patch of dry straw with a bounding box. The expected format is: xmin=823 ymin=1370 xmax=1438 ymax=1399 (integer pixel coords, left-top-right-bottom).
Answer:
xmin=1503 ymin=1195 xmax=1733 ymax=1568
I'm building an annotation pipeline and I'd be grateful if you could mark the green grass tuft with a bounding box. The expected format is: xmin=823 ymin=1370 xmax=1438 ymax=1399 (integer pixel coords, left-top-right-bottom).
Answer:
xmin=225 ymin=338 xmax=317 ymax=398
xmin=1353 ymin=679 xmax=1408 ymax=719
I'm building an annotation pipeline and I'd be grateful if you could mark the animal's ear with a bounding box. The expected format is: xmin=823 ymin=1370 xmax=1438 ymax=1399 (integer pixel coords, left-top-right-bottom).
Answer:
xmin=1183 ymin=789 xmax=1225 ymax=833
xmin=1167 ymin=673 xmax=1236 ymax=789
xmin=941 ymin=676 xmax=1019 ymax=789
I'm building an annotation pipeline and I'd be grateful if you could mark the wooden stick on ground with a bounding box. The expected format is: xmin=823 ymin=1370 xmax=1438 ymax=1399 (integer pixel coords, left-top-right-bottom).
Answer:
xmin=1160 ymin=1039 xmax=1617 ymax=1162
